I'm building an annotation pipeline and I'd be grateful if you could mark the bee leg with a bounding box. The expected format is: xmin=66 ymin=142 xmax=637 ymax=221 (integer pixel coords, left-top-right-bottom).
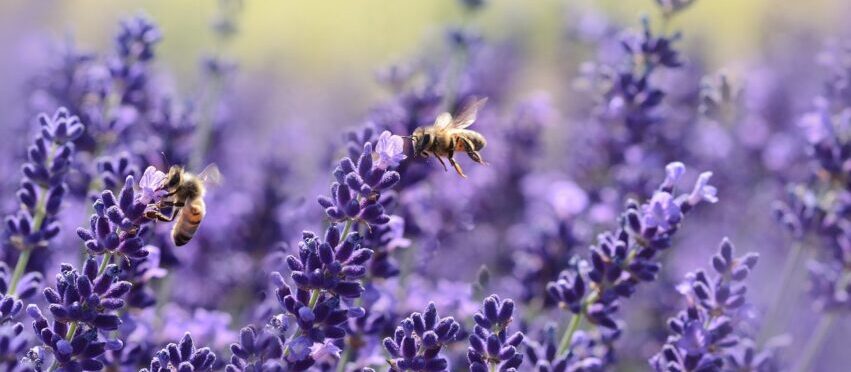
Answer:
xmin=146 ymin=210 xmax=175 ymax=222
xmin=434 ymin=155 xmax=449 ymax=172
xmin=145 ymin=202 xmax=183 ymax=222
xmin=448 ymin=151 xmax=467 ymax=178
xmin=460 ymin=137 xmax=486 ymax=164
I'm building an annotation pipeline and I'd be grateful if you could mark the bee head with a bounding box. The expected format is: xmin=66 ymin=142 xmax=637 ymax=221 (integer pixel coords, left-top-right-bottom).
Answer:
xmin=165 ymin=165 xmax=184 ymax=189
xmin=410 ymin=128 xmax=429 ymax=156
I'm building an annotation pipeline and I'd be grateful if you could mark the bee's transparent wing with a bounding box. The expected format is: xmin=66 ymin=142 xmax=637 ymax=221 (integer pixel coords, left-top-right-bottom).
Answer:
xmin=434 ymin=112 xmax=453 ymax=129
xmin=450 ymin=97 xmax=488 ymax=129
xmin=198 ymin=163 xmax=223 ymax=188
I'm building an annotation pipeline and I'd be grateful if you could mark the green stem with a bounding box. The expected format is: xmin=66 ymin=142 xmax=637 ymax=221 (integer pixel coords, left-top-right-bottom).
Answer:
xmin=48 ymin=321 xmax=79 ymax=371
xmin=793 ymin=313 xmax=835 ymax=372
xmin=283 ymin=289 xmax=322 ymax=357
xmin=9 ymin=145 xmax=55 ymax=297
xmin=307 ymin=288 xmax=320 ymax=309
xmin=65 ymin=321 xmax=78 ymax=340
xmin=557 ymin=311 xmax=583 ymax=355
xmin=488 ymin=362 xmax=496 ymax=372
xmin=340 ymin=219 xmax=355 ymax=243
xmin=8 ymin=249 xmax=32 ymax=297
xmin=758 ymin=241 xmax=804 ymax=345
xmin=97 ymin=252 xmax=113 ymax=276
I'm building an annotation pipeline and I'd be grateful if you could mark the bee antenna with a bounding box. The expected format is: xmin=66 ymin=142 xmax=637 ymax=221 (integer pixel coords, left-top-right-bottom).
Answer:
xmin=159 ymin=152 xmax=170 ymax=167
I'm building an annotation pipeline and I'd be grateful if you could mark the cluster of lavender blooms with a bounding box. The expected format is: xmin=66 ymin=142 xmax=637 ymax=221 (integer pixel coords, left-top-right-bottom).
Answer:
xmin=543 ymin=162 xmax=717 ymax=368
xmin=3 ymin=0 xmax=851 ymax=370
xmin=3 ymin=109 xmax=84 ymax=275
xmin=649 ymin=239 xmax=775 ymax=371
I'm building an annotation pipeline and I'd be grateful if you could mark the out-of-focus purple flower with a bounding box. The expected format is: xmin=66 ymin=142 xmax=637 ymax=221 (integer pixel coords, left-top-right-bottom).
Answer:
xmin=660 ymin=162 xmax=686 ymax=191
xmin=547 ymin=163 xmax=716 ymax=359
xmin=0 ymin=322 xmax=29 ymax=372
xmin=310 ymin=340 xmax=341 ymax=364
xmin=685 ymin=172 xmax=718 ymax=206
xmin=524 ymin=324 xmax=605 ymax=372
xmin=650 ymin=238 xmax=764 ymax=371
xmin=115 ymin=14 xmax=162 ymax=62
xmin=4 ymin=108 xmax=84 ymax=275
xmin=0 ymin=262 xmax=40 ymax=324
xmin=96 ymin=152 xmax=139 ymax=193
xmin=374 ymin=130 xmax=407 ymax=170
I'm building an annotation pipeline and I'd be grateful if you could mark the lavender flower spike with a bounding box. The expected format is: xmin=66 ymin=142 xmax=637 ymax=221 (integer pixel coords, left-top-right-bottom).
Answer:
xmin=4 ymin=108 xmax=84 ymax=280
xmin=468 ymin=295 xmax=525 ymax=372
xmin=650 ymin=238 xmax=772 ymax=372
xmin=384 ymin=302 xmax=461 ymax=372
xmin=26 ymin=259 xmax=131 ymax=371
xmin=318 ymin=142 xmax=401 ymax=228
xmin=142 ymin=333 xmax=217 ymax=372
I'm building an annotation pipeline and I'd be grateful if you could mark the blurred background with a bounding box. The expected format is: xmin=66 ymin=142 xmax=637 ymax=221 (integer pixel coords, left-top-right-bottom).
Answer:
xmin=1 ymin=0 xmax=851 ymax=371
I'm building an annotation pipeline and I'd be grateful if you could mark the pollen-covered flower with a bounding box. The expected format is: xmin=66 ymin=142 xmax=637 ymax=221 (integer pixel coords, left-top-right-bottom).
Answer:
xmin=374 ymin=130 xmax=407 ymax=170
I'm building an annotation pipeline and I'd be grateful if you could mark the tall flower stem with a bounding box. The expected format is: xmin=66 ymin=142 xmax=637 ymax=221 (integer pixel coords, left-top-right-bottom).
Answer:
xmin=759 ymin=241 xmax=804 ymax=344
xmin=8 ymin=249 xmax=32 ymax=297
xmin=793 ymin=313 xmax=835 ymax=372
xmin=9 ymin=191 xmax=47 ymax=294
xmin=340 ymin=219 xmax=355 ymax=244
xmin=557 ymin=311 xmax=584 ymax=355
xmin=97 ymin=252 xmax=113 ymax=276
xmin=9 ymin=145 xmax=56 ymax=296
xmin=48 ymin=321 xmax=79 ymax=371
xmin=307 ymin=288 xmax=320 ymax=309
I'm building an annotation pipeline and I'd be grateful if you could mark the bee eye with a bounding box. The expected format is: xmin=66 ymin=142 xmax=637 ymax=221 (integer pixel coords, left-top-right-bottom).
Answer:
xmin=421 ymin=134 xmax=431 ymax=147
xmin=168 ymin=175 xmax=181 ymax=187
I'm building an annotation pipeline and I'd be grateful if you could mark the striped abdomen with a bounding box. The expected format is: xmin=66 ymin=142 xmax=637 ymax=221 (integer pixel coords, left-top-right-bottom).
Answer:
xmin=172 ymin=197 xmax=205 ymax=246
xmin=457 ymin=130 xmax=486 ymax=150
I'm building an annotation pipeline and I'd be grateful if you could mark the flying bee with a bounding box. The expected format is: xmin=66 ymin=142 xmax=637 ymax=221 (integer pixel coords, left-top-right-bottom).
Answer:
xmin=410 ymin=97 xmax=488 ymax=178
xmin=145 ymin=164 xmax=221 ymax=246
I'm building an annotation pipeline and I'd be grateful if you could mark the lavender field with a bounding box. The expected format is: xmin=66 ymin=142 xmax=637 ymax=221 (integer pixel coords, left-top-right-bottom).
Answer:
xmin=0 ymin=0 xmax=849 ymax=371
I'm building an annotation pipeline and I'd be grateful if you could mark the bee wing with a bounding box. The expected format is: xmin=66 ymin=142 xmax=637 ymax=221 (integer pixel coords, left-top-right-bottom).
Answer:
xmin=449 ymin=97 xmax=488 ymax=129
xmin=197 ymin=163 xmax=223 ymax=188
xmin=434 ymin=112 xmax=453 ymax=130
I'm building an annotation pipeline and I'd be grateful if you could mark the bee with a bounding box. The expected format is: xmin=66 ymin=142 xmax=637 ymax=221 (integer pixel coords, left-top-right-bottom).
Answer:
xmin=146 ymin=164 xmax=221 ymax=246
xmin=410 ymin=97 xmax=488 ymax=178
